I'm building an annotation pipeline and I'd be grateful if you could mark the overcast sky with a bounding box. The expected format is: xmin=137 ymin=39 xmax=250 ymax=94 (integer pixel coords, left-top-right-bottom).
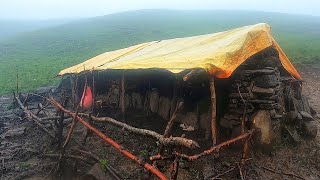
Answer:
xmin=1 ymin=0 xmax=319 ymax=20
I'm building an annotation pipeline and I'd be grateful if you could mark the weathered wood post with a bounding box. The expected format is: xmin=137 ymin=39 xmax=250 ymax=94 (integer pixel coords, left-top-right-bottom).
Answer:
xmin=16 ymin=72 xmax=19 ymax=96
xmin=91 ymin=70 xmax=95 ymax=113
xmin=209 ymin=76 xmax=217 ymax=145
xmin=120 ymin=70 xmax=126 ymax=122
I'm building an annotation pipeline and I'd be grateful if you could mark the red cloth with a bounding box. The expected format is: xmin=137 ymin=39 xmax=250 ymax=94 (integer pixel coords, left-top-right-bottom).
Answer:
xmin=80 ymin=85 xmax=93 ymax=110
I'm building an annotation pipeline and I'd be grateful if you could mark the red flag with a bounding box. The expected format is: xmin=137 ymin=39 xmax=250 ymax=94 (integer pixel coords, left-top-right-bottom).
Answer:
xmin=80 ymin=85 xmax=93 ymax=110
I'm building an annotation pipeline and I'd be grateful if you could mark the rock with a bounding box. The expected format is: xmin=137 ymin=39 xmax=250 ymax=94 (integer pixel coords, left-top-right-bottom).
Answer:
xmin=1 ymin=127 xmax=26 ymax=139
xmin=283 ymin=111 xmax=298 ymax=123
xmin=302 ymin=121 xmax=318 ymax=138
xmin=220 ymin=118 xmax=233 ymax=129
xmin=125 ymin=94 xmax=131 ymax=109
xmin=291 ymin=98 xmax=303 ymax=112
xmin=13 ymin=108 xmax=25 ymax=117
xmin=158 ymin=96 xmax=171 ymax=120
xmin=299 ymin=111 xmax=314 ymax=121
xmin=283 ymin=125 xmax=301 ymax=143
xmin=259 ymin=103 xmax=281 ymax=110
xmin=252 ymin=86 xmax=275 ymax=94
xmin=149 ymin=89 xmax=159 ymax=113
xmin=202 ymin=162 xmax=215 ymax=180
xmin=220 ymin=118 xmax=240 ymax=129
xmin=310 ymin=106 xmax=317 ymax=116
xmin=223 ymin=114 xmax=240 ymax=120
xmin=83 ymin=163 xmax=110 ymax=180
xmin=131 ymin=92 xmax=143 ymax=109
xmin=199 ymin=112 xmax=211 ymax=140
xmin=252 ymin=110 xmax=274 ymax=152
xmin=253 ymin=75 xmax=279 ymax=88
xmin=301 ymin=95 xmax=311 ymax=114
xmin=176 ymin=112 xmax=199 ymax=131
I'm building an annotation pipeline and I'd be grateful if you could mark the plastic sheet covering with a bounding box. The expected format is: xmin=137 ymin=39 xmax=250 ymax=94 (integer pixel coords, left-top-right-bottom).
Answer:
xmin=59 ymin=23 xmax=301 ymax=80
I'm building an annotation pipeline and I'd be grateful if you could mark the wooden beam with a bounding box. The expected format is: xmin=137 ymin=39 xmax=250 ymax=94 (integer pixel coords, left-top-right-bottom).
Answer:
xmin=209 ymin=76 xmax=217 ymax=145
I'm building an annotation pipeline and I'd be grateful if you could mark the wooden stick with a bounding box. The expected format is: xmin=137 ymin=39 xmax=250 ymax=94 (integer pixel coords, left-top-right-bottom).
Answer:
xmin=50 ymin=98 xmax=168 ymax=180
xmin=15 ymin=96 xmax=55 ymax=138
xmin=209 ymin=76 xmax=217 ymax=145
xmin=211 ymin=166 xmax=236 ymax=179
xmin=42 ymin=154 xmax=93 ymax=165
xmin=58 ymin=92 xmax=66 ymax=147
xmin=174 ymin=130 xmax=254 ymax=161
xmin=254 ymin=164 xmax=306 ymax=180
xmin=71 ymin=148 xmax=123 ymax=180
xmin=79 ymin=113 xmax=199 ymax=149
xmin=183 ymin=69 xmax=196 ymax=81
xmin=16 ymin=72 xmax=19 ymax=95
xmin=91 ymin=71 xmax=95 ymax=113
xmin=121 ymin=70 xmax=126 ymax=122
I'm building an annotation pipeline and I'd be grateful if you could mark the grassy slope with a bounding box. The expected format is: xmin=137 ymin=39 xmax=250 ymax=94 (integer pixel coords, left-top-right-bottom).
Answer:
xmin=0 ymin=10 xmax=320 ymax=95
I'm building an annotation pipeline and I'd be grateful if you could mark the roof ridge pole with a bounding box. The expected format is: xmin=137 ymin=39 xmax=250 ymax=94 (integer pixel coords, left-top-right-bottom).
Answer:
xmin=209 ymin=75 xmax=217 ymax=145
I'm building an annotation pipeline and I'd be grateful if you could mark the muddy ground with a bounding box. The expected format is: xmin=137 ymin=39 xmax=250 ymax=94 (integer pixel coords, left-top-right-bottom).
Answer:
xmin=0 ymin=64 xmax=319 ymax=180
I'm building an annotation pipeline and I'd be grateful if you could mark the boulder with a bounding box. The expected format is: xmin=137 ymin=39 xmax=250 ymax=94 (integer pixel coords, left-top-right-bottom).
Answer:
xmin=302 ymin=121 xmax=318 ymax=138
xmin=299 ymin=111 xmax=314 ymax=122
xmin=158 ymin=96 xmax=171 ymax=120
xmin=199 ymin=112 xmax=211 ymax=140
xmin=283 ymin=111 xmax=298 ymax=123
xmin=252 ymin=110 xmax=274 ymax=152
xmin=131 ymin=92 xmax=143 ymax=109
xmin=149 ymin=89 xmax=159 ymax=113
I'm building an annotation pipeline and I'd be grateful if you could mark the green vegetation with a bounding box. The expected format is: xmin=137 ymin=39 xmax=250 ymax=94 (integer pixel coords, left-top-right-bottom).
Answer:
xmin=99 ymin=159 xmax=109 ymax=170
xmin=0 ymin=19 xmax=70 ymax=41
xmin=0 ymin=10 xmax=320 ymax=95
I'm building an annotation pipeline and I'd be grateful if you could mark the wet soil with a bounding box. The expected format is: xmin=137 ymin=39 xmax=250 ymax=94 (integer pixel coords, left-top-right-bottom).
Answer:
xmin=0 ymin=64 xmax=319 ymax=180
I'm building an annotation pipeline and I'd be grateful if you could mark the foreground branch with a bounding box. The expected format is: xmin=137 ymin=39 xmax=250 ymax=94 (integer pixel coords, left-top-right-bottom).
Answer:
xmin=15 ymin=96 xmax=55 ymax=138
xmin=174 ymin=130 xmax=254 ymax=161
xmin=50 ymin=98 xmax=168 ymax=180
xmin=79 ymin=113 xmax=200 ymax=149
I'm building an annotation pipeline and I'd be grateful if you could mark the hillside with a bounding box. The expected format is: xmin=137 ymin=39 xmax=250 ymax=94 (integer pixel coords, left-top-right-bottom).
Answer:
xmin=0 ymin=19 xmax=70 ymax=41
xmin=0 ymin=10 xmax=320 ymax=95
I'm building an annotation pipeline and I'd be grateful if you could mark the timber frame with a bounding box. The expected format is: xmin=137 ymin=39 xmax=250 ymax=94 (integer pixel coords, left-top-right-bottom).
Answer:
xmin=14 ymin=67 xmax=255 ymax=180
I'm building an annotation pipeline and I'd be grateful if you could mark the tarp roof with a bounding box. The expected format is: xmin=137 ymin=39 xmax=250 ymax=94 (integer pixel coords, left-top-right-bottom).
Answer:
xmin=59 ymin=23 xmax=301 ymax=80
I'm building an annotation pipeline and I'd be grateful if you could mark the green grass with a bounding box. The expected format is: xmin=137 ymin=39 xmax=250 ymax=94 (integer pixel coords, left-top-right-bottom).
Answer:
xmin=0 ymin=10 xmax=320 ymax=95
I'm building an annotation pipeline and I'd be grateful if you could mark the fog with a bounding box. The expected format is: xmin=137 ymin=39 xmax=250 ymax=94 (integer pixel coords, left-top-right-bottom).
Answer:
xmin=1 ymin=0 xmax=319 ymax=20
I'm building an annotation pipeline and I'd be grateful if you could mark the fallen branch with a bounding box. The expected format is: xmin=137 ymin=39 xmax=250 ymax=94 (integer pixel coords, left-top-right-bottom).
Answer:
xmin=174 ymin=130 xmax=254 ymax=161
xmin=42 ymin=154 xmax=93 ymax=164
xmin=79 ymin=113 xmax=199 ymax=149
xmin=71 ymin=148 xmax=123 ymax=180
xmin=255 ymin=164 xmax=306 ymax=180
xmin=50 ymin=98 xmax=168 ymax=180
xmin=210 ymin=166 xmax=236 ymax=180
xmin=71 ymin=148 xmax=100 ymax=162
xmin=15 ymin=96 xmax=55 ymax=138
xmin=149 ymin=154 xmax=174 ymax=161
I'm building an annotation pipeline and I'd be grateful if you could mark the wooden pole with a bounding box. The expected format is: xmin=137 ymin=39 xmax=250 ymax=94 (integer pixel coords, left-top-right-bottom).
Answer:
xmin=209 ymin=76 xmax=217 ymax=145
xmin=71 ymin=76 xmax=76 ymax=108
xmin=91 ymin=71 xmax=95 ymax=113
xmin=121 ymin=71 xmax=126 ymax=122
xmin=16 ymin=72 xmax=19 ymax=95
xmin=174 ymin=130 xmax=254 ymax=161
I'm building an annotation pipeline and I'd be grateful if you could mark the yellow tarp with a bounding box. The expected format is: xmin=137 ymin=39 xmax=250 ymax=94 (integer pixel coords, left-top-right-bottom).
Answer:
xmin=59 ymin=23 xmax=301 ymax=80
